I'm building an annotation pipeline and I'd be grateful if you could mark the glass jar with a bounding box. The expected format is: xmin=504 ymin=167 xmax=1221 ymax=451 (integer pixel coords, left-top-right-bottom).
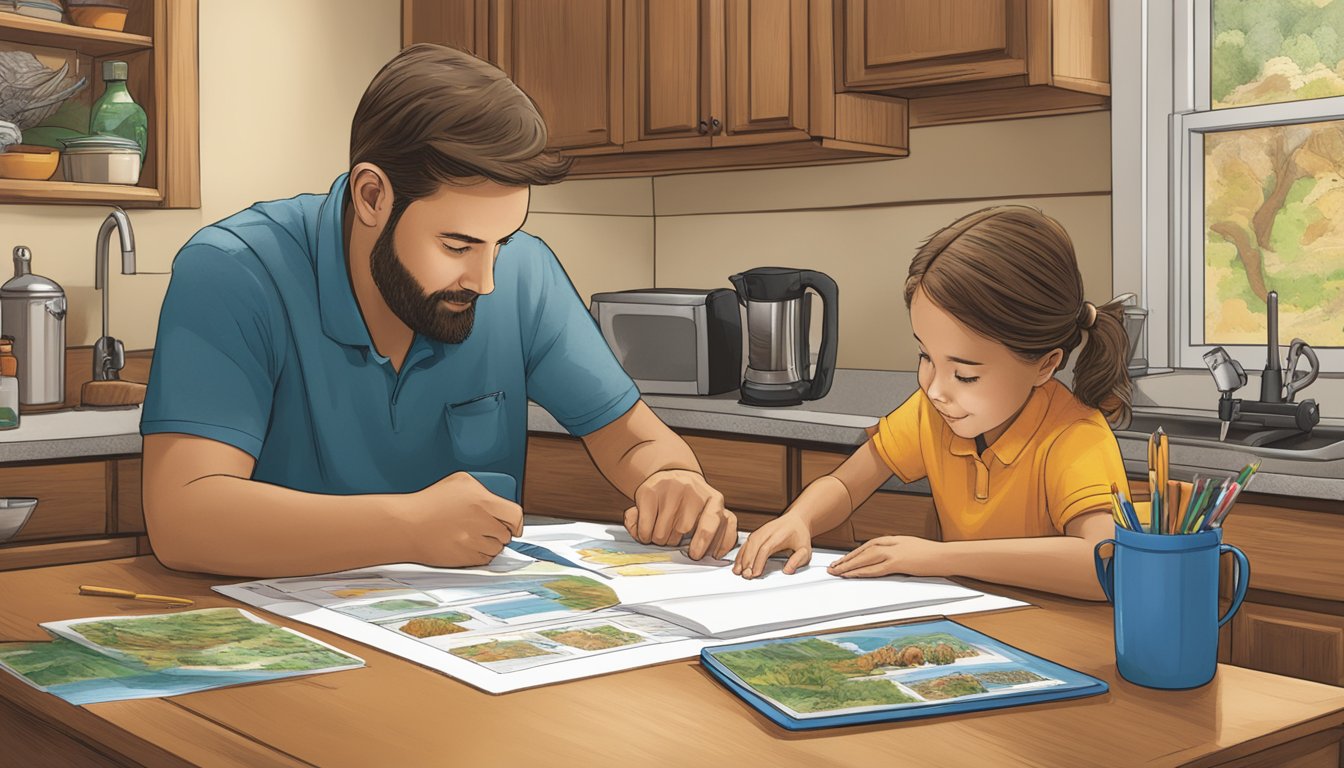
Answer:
xmin=89 ymin=61 xmax=148 ymax=162
xmin=0 ymin=335 xmax=18 ymax=430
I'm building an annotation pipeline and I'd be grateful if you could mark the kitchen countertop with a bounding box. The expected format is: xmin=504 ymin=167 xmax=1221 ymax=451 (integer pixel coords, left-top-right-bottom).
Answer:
xmin=3 ymin=371 xmax=1342 ymax=501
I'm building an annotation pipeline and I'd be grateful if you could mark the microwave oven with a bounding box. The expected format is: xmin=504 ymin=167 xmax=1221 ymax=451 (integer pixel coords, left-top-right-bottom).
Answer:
xmin=589 ymin=288 xmax=742 ymax=395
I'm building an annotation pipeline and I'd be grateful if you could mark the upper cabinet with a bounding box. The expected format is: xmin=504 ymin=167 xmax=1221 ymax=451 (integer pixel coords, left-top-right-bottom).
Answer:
xmin=839 ymin=0 xmax=1110 ymax=127
xmin=492 ymin=0 xmax=624 ymax=153
xmin=624 ymin=0 xmax=808 ymax=149
xmin=401 ymin=0 xmax=1108 ymax=177
xmin=0 ymin=0 xmax=199 ymax=207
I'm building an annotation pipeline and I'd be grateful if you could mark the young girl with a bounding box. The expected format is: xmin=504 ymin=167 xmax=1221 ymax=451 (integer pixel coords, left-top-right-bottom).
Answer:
xmin=732 ymin=206 xmax=1133 ymax=601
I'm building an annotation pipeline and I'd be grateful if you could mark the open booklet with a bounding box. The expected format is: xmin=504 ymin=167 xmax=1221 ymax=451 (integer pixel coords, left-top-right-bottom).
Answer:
xmin=215 ymin=522 xmax=1028 ymax=693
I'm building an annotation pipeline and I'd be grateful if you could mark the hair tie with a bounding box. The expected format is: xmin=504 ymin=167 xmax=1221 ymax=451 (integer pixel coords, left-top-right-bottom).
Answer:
xmin=1077 ymin=301 xmax=1097 ymax=330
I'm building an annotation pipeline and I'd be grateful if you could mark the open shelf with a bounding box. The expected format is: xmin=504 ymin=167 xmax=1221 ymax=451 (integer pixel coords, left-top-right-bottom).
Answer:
xmin=0 ymin=1 xmax=198 ymax=207
xmin=0 ymin=11 xmax=152 ymax=56
xmin=0 ymin=177 xmax=161 ymax=204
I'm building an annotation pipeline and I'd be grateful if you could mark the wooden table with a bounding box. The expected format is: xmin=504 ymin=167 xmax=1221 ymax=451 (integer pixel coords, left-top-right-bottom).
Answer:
xmin=2 ymin=556 xmax=1344 ymax=768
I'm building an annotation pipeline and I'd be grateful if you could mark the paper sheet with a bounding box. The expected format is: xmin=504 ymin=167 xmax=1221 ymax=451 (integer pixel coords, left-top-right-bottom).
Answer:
xmin=215 ymin=523 xmax=1028 ymax=693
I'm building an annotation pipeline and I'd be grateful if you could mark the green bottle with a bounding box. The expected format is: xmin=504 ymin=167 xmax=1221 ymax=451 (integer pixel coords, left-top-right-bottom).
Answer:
xmin=89 ymin=61 xmax=147 ymax=161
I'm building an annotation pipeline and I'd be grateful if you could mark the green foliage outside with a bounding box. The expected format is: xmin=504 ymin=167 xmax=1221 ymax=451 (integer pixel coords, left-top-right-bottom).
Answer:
xmin=1205 ymin=0 xmax=1344 ymax=346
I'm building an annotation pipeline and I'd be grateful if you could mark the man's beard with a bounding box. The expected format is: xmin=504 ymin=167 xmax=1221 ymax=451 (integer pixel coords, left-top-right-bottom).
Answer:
xmin=369 ymin=211 xmax=479 ymax=344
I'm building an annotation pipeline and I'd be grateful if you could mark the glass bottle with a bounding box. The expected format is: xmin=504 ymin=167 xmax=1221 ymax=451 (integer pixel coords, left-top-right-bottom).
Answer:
xmin=89 ymin=61 xmax=148 ymax=161
xmin=0 ymin=336 xmax=18 ymax=430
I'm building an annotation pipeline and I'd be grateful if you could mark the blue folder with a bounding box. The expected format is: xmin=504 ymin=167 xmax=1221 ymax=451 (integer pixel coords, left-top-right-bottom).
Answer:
xmin=700 ymin=618 xmax=1107 ymax=730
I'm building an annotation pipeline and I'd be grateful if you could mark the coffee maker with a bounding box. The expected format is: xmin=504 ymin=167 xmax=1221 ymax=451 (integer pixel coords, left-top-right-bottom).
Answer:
xmin=728 ymin=267 xmax=838 ymax=407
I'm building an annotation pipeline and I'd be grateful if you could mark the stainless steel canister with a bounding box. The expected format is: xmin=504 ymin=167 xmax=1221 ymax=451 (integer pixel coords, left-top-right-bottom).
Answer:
xmin=0 ymin=246 xmax=66 ymax=405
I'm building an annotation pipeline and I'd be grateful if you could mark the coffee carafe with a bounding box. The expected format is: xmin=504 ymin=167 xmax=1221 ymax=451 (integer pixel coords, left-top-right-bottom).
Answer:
xmin=0 ymin=246 xmax=66 ymax=406
xmin=728 ymin=267 xmax=838 ymax=407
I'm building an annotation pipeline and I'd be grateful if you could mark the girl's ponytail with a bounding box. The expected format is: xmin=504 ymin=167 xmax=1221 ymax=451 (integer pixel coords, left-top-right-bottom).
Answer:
xmin=1071 ymin=299 xmax=1134 ymax=427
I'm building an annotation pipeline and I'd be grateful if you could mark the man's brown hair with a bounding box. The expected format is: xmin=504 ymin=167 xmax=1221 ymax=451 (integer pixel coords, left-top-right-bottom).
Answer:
xmin=350 ymin=43 xmax=570 ymax=203
xmin=904 ymin=206 xmax=1134 ymax=426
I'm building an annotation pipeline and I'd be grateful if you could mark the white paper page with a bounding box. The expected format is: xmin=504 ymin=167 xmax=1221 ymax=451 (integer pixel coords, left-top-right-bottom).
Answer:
xmin=628 ymin=576 xmax=984 ymax=637
xmin=515 ymin=521 xmax=845 ymax=605
xmin=214 ymin=582 xmax=1027 ymax=694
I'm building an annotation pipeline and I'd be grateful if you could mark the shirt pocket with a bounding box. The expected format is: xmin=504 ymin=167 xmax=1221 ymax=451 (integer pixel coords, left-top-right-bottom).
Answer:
xmin=446 ymin=391 xmax=509 ymax=466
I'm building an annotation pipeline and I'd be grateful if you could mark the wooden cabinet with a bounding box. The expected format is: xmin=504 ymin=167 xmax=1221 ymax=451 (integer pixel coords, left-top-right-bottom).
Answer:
xmin=0 ymin=0 xmax=199 ymax=207
xmin=1231 ymin=602 xmax=1344 ymax=687
xmin=403 ymin=0 xmax=490 ymax=56
xmin=624 ymin=0 xmax=712 ymax=150
xmin=492 ymin=0 xmax=625 ymax=153
xmin=404 ymin=0 xmax=910 ymax=177
xmin=624 ymin=0 xmax=808 ymax=150
xmin=0 ymin=457 xmax=146 ymax=571
xmin=838 ymin=0 xmax=1110 ymax=127
xmin=841 ymin=0 xmax=1032 ymax=90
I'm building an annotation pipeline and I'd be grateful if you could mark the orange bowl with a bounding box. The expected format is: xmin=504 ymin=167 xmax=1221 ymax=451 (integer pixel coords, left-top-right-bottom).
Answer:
xmin=0 ymin=145 xmax=60 ymax=181
xmin=68 ymin=6 xmax=129 ymax=32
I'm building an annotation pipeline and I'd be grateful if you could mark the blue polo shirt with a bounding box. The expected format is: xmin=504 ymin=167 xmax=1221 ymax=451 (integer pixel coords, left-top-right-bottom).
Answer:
xmin=141 ymin=174 xmax=639 ymax=499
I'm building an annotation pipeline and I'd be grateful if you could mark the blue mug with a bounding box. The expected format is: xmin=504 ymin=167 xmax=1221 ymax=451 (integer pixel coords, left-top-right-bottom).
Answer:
xmin=1094 ymin=525 xmax=1249 ymax=689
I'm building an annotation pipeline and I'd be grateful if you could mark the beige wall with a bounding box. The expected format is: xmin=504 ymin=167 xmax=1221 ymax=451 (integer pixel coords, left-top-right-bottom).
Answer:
xmin=652 ymin=111 xmax=1113 ymax=371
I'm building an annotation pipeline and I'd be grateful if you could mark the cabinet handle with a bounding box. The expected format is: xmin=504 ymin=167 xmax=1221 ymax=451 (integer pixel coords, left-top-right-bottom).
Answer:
xmin=710 ymin=117 xmax=722 ymax=135
xmin=698 ymin=119 xmax=709 ymax=135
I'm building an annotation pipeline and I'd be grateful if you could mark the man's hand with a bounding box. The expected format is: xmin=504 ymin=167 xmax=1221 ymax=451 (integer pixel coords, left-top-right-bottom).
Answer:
xmin=623 ymin=469 xmax=738 ymax=560
xmin=732 ymin=514 xmax=813 ymax=579
xmin=826 ymin=536 xmax=944 ymax=579
xmin=410 ymin=472 xmax=524 ymax=567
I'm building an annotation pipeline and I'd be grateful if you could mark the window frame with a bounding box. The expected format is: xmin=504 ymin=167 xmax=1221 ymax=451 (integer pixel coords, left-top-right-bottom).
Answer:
xmin=1113 ymin=0 xmax=1344 ymax=387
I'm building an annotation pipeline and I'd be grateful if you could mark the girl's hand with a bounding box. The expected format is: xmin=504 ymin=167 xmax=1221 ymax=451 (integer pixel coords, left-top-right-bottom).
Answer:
xmin=732 ymin=515 xmax=813 ymax=579
xmin=828 ymin=536 xmax=944 ymax=578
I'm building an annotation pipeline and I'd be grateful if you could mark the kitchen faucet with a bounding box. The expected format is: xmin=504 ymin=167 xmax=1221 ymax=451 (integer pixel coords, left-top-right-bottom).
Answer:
xmin=93 ymin=207 xmax=136 ymax=382
xmin=1202 ymin=290 xmax=1319 ymax=441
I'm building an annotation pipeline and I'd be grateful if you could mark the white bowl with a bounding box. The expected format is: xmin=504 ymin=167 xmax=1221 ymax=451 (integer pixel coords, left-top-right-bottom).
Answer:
xmin=62 ymin=149 xmax=142 ymax=185
xmin=0 ymin=497 xmax=36 ymax=542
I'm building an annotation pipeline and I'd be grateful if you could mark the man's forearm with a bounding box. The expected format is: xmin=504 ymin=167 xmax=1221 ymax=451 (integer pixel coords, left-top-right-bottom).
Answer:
xmin=148 ymin=475 xmax=413 ymax=578
xmin=937 ymin=536 xmax=1107 ymax=601
xmin=584 ymin=401 xmax=703 ymax=498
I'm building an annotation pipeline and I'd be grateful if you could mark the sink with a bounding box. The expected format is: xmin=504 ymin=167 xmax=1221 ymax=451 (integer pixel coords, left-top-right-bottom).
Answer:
xmin=1119 ymin=411 xmax=1344 ymax=461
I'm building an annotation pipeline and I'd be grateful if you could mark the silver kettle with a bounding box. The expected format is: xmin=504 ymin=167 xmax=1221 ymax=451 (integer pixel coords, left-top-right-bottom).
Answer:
xmin=0 ymin=246 xmax=66 ymax=406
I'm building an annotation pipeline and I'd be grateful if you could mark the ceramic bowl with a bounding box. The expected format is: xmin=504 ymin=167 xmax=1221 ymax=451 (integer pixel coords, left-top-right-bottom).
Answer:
xmin=0 ymin=145 xmax=60 ymax=180
xmin=0 ymin=498 xmax=37 ymax=542
xmin=68 ymin=4 xmax=129 ymax=31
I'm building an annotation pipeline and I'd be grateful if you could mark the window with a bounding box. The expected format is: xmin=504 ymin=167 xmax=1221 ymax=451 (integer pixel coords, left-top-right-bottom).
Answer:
xmin=1175 ymin=1 xmax=1344 ymax=373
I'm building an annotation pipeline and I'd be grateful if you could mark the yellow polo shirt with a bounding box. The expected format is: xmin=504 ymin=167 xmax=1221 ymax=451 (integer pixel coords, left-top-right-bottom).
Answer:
xmin=871 ymin=378 xmax=1129 ymax=541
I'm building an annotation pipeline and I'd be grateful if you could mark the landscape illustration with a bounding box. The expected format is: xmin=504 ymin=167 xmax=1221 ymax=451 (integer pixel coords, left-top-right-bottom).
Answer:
xmin=572 ymin=538 xmax=730 ymax=577
xmin=707 ymin=623 xmax=1072 ymax=718
xmin=0 ymin=608 xmax=363 ymax=705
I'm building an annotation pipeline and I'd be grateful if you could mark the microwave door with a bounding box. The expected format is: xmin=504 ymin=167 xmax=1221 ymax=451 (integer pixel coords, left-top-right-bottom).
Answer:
xmin=596 ymin=304 xmax=709 ymax=395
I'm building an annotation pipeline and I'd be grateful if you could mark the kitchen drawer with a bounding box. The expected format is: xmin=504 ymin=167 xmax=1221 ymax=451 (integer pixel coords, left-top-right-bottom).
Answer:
xmin=1216 ymin=502 xmax=1344 ymax=604
xmin=0 ymin=462 xmax=107 ymax=542
xmin=524 ymin=433 xmax=792 ymax=521
xmin=802 ymin=450 xmax=941 ymax=541
xmin=683 ymin=435 xmax=789 ymax=512
xmin=1230 ymin=602 xmax=1344 ymax=687
xmin=115 ymin=458 xmax=145 ymax=534
xmin=523 ymin=435 xmax=631 ymax=523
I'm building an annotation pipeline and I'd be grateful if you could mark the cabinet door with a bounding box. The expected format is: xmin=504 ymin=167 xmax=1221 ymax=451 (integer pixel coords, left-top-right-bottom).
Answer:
xmin=842 ymin=0 xmax=1030 ymax=90
xmin=0 ymin=462 xmax=106 ymax=543
xmin=624 ymin=0 xmax=714 ymax=150
xmin=402 ymin=0 xmax=491 ymax=57
xmin=717 ymin=0 xmax=809 ymax=145
xmin=1230 ymin=602 xmax=1344 ymax=687
xmin=492 ymin=0 xmax=624 ymax=152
